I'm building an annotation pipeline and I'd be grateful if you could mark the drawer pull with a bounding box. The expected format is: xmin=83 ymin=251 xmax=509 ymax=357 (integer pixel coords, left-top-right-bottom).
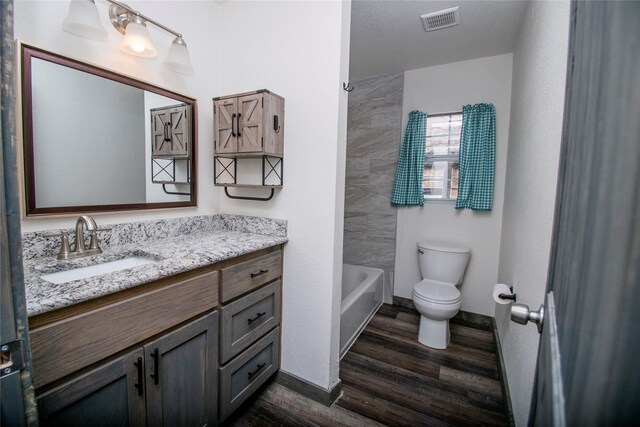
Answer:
xmin=247 ymin=362 xmax=266 ymax=380
xmin=250 ymin=269 xmax=269 ymax=279
xmin=247 ymin=312 xmax=267 ymax=325
xmin=134 ymin=356 xmax=144 ymax=396
xmin=150 ymin=348 xmax=160 ymax=385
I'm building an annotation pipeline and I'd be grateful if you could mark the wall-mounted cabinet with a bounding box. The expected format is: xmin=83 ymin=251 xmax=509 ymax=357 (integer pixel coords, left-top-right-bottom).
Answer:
xmin=150 ymin=104 xmax=192 ymax=193
xmin=151 ymin=104 xmax=191 ymax=158
xmin=214 ymin=90 xmax=284 ymax=157
xmin=213 ymin=90 xmax=285 ymax=200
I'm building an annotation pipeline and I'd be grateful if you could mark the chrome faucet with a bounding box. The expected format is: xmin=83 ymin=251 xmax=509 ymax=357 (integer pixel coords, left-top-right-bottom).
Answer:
xmin=44 ymin=215 xmax=108 ymax=260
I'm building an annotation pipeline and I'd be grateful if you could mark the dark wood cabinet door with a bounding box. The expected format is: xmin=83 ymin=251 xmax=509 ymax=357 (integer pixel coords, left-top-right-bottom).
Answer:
xmin=214 ymin=98 xmax=238 ymax=154
xmin=151 ymin=104 xmax=191 ymax=158
xmin=36 ymin=348 xmax=146 ymax=427
xmin=144 ymin=311 xmax=218 ymax=427
xmin=237 ymin=94 xmax=263 ymax=153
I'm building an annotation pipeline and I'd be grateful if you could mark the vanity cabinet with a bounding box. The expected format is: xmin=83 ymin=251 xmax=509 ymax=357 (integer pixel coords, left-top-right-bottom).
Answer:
xmin=36 ymin=312 xmax=217 ymax=427
xmin=29 ymin=246 xmax=284 ymax=426
xmin=36 ymin=348 xmax=146 ymax=427
xmin=29 ymin=270 xmax=219 ymax=388
xmin=217 ymin=250 xmax=283 ymax=422
xmin=213 ymin=90 xmax=284 ymax=156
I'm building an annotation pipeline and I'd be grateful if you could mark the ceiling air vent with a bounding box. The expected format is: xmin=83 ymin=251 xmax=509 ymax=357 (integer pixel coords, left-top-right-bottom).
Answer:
xmin=421 ymin=6 xmax=460 ymax=32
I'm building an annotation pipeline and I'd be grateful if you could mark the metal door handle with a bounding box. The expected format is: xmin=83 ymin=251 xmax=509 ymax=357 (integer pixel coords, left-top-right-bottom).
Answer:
xmin=511 ymin=303 xmax=545 ymax=333
xmin=150 ymin=348 xmax=160 ymax=385
xmin=134 ymin=356 xmax=144 ymax=396
xmin=163 ymin=121 xmax=171 ymax=142
xmin=231 ymin=113 xmax=237 ymax=137
xmin=237 ymin=113 xmax=242 ymax=137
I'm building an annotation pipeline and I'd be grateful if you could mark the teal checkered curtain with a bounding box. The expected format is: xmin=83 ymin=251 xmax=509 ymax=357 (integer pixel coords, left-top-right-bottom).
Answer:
xmin=455 ymin=103 xmax=496 ymax=210
xmin=391 ymin=110 xmax=427 ymax=206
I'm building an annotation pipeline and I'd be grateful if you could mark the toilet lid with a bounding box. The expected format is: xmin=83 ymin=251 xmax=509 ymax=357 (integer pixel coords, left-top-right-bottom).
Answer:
xmin=414 ymin=279 xmax=461 ymax=303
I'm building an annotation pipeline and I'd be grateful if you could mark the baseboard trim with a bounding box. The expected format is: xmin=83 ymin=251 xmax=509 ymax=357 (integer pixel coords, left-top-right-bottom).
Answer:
xmin=453 ymin=310 xmax=493 ymax=331
xmin=274 ymin=370 xmax=342 ymax=407
xmin=392 ymin=296 xmax=493 ymax=331
xmin=492 ymin=319 xmax=515 ymax=427
xmin=392 ymin=295 xmax=416 ymax=310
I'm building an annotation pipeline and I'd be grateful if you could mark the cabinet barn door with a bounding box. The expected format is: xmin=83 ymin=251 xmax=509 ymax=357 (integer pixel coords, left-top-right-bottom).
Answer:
xmin=36 ymin=348 xmax=146 ymax=427
xmin=151 ymin=104 xmax=190 ymax=158
xmin=238 ymin=93 xmax=263 ymax=153
xmin=215 ymin=98 xmax=238 ymax=153
xmin=144 ymin=311 xmax=218 ymax=427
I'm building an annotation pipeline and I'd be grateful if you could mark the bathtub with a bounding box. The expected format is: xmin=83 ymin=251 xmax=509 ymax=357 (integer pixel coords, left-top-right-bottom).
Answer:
xmin=340 ymin=263 xmax=384 ymax=358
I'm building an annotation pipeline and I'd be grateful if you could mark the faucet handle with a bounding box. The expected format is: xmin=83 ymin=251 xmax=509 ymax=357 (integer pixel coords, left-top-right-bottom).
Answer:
xmin=43 ymin=231 xmax=71 ymax=260
xmin=88 ymin=230 xmax=101 ymax=251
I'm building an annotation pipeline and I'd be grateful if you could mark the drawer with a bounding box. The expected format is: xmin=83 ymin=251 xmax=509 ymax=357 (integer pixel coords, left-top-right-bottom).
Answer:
xmin=220 ymin=280 xmax=281 ymax=364
xmin=30 ymin=271 xmax=218 ymax=388
xmin=220 ymin=250 xmax=282 ymax=303
xmin=219 ymin=327 xmax=280 ymax=421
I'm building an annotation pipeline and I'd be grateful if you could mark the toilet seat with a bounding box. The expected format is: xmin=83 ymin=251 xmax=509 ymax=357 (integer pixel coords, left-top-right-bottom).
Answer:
xmin=413 ymin=279 xmax=461 ymax=304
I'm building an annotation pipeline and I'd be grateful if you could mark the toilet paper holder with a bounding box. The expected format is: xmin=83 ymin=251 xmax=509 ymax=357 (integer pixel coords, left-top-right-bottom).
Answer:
xmin=498 ymin=286 xmax=517 ymax=302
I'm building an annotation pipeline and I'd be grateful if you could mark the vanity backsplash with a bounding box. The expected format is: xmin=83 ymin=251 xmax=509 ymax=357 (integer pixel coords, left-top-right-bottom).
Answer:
xmin=22 ymin=214 xmax=287 ymax=260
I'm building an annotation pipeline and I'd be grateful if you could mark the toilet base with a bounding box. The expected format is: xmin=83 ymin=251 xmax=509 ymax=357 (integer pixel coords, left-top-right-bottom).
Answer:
xmin=418 ymin=315 xmax=450 ymax=349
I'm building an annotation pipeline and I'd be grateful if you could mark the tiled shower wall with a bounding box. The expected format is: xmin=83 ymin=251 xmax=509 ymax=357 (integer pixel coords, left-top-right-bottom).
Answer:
xmin=343 ymin=73 xmax=403 ymax=301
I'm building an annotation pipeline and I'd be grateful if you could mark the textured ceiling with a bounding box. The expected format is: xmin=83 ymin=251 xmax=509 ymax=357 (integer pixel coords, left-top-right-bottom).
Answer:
xmin=349 ymin=0 xmax=529 ymax=81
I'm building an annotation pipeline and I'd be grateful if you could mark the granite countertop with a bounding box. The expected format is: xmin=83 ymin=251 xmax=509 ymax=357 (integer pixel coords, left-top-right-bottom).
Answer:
xmin=23 ymin=215 xmax=287 ymax=316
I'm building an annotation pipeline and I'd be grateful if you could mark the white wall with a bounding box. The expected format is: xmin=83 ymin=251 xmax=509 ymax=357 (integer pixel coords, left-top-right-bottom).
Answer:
xmin=394 ymin=54 xmax=513 ymax=316
xmin=15 ymin=0 xmax=220 ymax=230
xmin=495 ymin=1 xmax=570 ymax=425
xmin=216 ymin=1 xmax=351 ymax=390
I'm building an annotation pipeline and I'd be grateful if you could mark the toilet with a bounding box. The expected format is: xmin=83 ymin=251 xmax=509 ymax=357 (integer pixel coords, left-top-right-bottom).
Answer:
xmin=412 ymin=241 xmax=471 ymax=349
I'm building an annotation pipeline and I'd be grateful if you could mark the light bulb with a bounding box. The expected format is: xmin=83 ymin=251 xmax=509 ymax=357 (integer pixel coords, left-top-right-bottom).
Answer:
xmin=119 ymin=14 xmax=157 ymax=58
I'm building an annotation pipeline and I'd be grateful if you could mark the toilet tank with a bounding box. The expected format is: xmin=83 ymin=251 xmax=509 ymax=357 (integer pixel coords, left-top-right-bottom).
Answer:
xmin=417 ymin=241 xmax=471 ymax=285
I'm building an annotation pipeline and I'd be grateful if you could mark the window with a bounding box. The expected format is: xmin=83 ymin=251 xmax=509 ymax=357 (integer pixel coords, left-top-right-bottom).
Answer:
xmin=424 ymin=112 xmax=462 ymax=200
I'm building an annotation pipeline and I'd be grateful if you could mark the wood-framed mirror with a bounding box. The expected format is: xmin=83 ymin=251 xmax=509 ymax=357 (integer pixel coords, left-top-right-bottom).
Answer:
xmin=20 ymin=44 xmax=197 ymax=216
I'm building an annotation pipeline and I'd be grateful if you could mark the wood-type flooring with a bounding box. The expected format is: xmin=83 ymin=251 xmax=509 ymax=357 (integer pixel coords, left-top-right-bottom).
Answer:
xmin=225 ymin=304 xmax=510 ymax=426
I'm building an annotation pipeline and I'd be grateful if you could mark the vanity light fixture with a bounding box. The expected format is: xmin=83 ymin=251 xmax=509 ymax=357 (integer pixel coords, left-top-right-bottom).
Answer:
xmin=61 ymin=0 xmax=194 ymax=74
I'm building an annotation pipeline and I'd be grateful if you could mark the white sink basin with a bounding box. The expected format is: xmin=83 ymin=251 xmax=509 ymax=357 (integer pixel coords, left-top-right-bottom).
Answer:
xmin=40 ymin=256 xmax=156 ymax=285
